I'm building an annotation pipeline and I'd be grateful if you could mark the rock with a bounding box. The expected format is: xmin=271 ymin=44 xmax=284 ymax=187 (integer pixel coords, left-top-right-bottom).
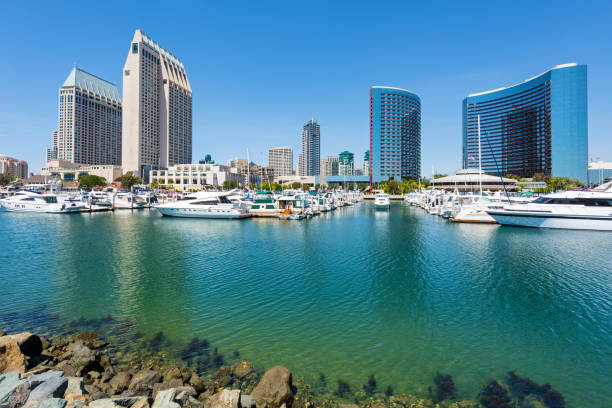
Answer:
xmin=152 ymin=389 xmax=180 ymax=408
xmin=109 ymin=372 xmax=132 ymax=395
xmin=25 ymin=376 xmax=68 ymax=404
xmin=179 ymin=368 xmax=193 ymax=384
xmin=339 ymin=405 xmax=358 ymax=408
xmin=69 ymin=342 xmax=99 ymax=376
xmin=130 ymin=397 xmax=150 ymax=408
xmin=207 ymin=389 xmax=240 ymax=408
xmin=40 ymin=338 xmax=51 ymax=351
xmin=2 ymin=333 xmax=43 ymax=357
xmin=31 ymin=398 xmax=68 ymax=408
xmin=65 ymin=377 xmax=87 ymax=396
xmin=239 ymin=394 xmax=256 ymax=408
xmin=64 ymin=394 xmax=91 ymax=405
xmin=152 ymin=380 xmax=184 ymax=399
xmin=129 ymin=370 xmax=161 ymax=390
xmin=24 ymin=371 xmax=63 ymax=384
xmin=251 ymin=367 xmax=293 ymax=408
xmin=100 ymin=356 xmax=112 ymax=370
xmin=85 ymin=384 xmax=101 ymax=395
xmin=92 ymin=391 xmax=110 ymax=400
xmin=175 ymin=393 xmax=202 ymax=408
xmin=0 ymin=371 xmax=24 ymax=402
xmin=188 ymin=374 xmax=205 ymax=394
xmin=73 ymin=333 xmax=99 ymax=348
xmin=89 ymin=371 xmax=101 ymax=380
xmin=163 ymin=368 xmax=182 ymax=383
xmin=231 ymin=361 xmax=254 ymax=379
xmin=101 ymin=367 xmax=116 ymax=383
xmin=66 ymin=401 xmax=86 ymax=408
xmin=54 ymin=362 xmax=77 ymax=378
xmin=0 ymin=381 xmax=31 ymax=408
xmin=0 ymin=338 xmax=27 ymax=374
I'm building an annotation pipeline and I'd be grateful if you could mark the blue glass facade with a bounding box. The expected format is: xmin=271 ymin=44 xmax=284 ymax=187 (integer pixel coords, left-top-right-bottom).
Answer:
xmin=463 ymin=64 xmax=587 ymax=182
xmin=370 ymin=87 xmax=421 ymax=183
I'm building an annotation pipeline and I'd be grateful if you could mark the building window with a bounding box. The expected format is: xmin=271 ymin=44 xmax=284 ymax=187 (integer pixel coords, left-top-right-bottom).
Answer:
xmin=132 ymin=43 xmax=138 ymax=54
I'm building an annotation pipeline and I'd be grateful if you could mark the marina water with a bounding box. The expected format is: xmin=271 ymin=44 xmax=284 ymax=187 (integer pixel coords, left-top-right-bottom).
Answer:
xmin=1 ymin=204 xmax=610 ymax=407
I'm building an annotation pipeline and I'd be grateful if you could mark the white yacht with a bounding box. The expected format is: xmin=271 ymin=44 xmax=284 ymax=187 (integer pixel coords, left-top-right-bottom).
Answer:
xmin=0 ymin=191 xmax=84 ymax=213
xmin=113 ymin=192 xmax=147 ymax=209
xmin=485 ymin=184 xmax=612 ymax=231
xmin=374 ymin=193 xmax=391 ymax=209
xmin=154 ymin=191 xmax=250 ymax=219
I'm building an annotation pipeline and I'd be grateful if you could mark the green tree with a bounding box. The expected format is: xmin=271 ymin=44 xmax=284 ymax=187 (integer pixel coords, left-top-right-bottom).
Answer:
xmin=433 ymin=174 xmax=447 ymax=179
xmin=357 ymin=182 xmax=368 ymax=191
xmin=302 ymin=184 xmax=310 ymax=192
xmin=504 ymin=174 xmax=523 ymax=181
xmin=290 ymin=182 xmax=302 ymax=190
xmin=151 ymin=180 xmax=160 ymax=189
xmin=222 ymin=180 xmax=239 ymax=190
xmin=384 ymin=179 xmax=401 ymax=194
xmin=114 ymin=171 xmax=143 ymax=190
xmin=78 ymin=174 xmax=107 ymax=190
xmin=532 ymin=173 xmax=549 ymax=182
xmin=0 ymin=172 xmax=14 ymax=186
xmin=546 ymin=177 xmax=584 ymax=192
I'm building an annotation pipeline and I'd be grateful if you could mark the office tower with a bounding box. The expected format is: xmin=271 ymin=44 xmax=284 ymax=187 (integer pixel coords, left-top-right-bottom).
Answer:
xmin=0 ymin=155 xmax=28 ymax=179
xmin=54 ymin=67 xmax=122 ymax=165
xmin=370 ymin=87 xmax=421 ymax=182
xmin=320 ymin=156 xmax=339 ymax=178
xmin=463 ymin=63 xmax=587 ymax=182
xmin=298 ymin=118 xmax=320 ymax=176
xmin=363 ymin=150 xmax=370 ymax=176
xmin=268 ymin=147 xmax=293 ymax=177
xmin=338 ymin=151 xmax=354 ymax=176
xmin=122 ymin=29 xmax=192 ymax=180
xmin=46 ymin=130 xmax=58 ymax=162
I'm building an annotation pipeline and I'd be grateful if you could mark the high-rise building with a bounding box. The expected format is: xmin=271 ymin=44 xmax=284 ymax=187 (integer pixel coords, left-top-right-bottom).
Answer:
xmin=122 ymin=29 xmax=193 ymax=180
xmin=370 ymin=87 xmax=421 ymax=183
xmin=46 ymin=130 xmax=58 ymax=162
xmin=338 ymin=151 xmax=354 ymax=176
xmin=320 ymin=156 xmax=339 ymax=178
xmin=268 ymin=147 xmax=293 ymax=177
xmin=463 ymin=63 xmax=587 ymax=182
xmin=298 ymin=118 xmax=320 ymax=176
xmin=53 ymin=67 xmax=122 ymax=166
xmin=363 ymin=150 xmax=370 ymax=176
xmin=0 ymin=155 xmax=28 ymax=180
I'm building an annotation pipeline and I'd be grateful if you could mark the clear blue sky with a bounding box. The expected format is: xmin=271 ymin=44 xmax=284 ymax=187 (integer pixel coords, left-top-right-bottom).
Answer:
xmin=1 ymin=0 xmax=611 ymax=174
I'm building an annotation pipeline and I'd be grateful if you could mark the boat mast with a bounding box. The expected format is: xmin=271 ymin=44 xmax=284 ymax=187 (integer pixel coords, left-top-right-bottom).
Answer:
xmin=478 ymin=115 xmax=483 ymax=196
xmin=246 ymin=148 xmax=250 ymax=191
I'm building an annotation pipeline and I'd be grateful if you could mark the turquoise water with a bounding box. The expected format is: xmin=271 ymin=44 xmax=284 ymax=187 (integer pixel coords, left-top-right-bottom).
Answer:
xmin=1 ymin=205 xmax=611 ymax=406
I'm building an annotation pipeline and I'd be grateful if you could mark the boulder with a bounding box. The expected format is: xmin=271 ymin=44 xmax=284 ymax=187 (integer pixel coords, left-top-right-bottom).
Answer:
xmin=65 ymin=377 xmax=87 ymax=396
xmin=152 ymin=380 xmax=183 ymax=399
xmin=130 ymin=397 xmax=150 ymax=408
xmin=230 ymin=361 xmax=254 ymax=379
xmin=152 ymin=389 xmax=180 ymax=408
xmin=188 ymin=374 xmax=205 ymax=394
xmin=0 ymin=338 xmax=27 ymax=374
xmin=3 ymin=333 xmax=43 ymax=357
xmin=207 ymin=389 xmax=240 ymax=408
xmin=31 ymin=398 xmax=67 ymax=408
xmin=92 ymin=391 xmax=110 ymax=400
xmin=25 ymin=376 xmax=68 ymax=405
xmin=24 ymin=371 xmax=63 ymax=385
xmin=101 ymin=367 xmax=116 ymax=383
xmin=162 ymin=368 xmax=182 ymax=383
xmin=0 ymin=381 xmax=31 ymax=408
xmin=54 ymin=362 xmax=77 ymax=378
xmin=66 ymin=401 xmax=86 ymax=408
xmin=175 ymin=393 xmax=202 ymax=408
xmin=129 ymin=370 xmax=161 ymax=390
xmin=69 ymin=342 xmax=99 ymax=376
xmin=109 ymin=372 xmax=132 ymax=396
xmin=251 ymin=367 xmax=293 ymax=408
xmin=0 ymin=371 xmax=24 ymax=401
xmin=239 ymin=394 xmax=256 ymax=408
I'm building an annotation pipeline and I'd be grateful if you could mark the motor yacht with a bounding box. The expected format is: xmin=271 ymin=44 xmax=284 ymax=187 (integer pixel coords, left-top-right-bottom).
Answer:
xmin=249 ymin=192 xmax=280 ymax=217
xmin=485 ymin=184 xmax=612 ymax=231
xmin=0 ymin=191 xmax=84 ymax=213
xmin=113 ymin=192 xmax=147 ymax=209
xmin=374 ymin=193 xmax=391 ymax=209
xmin=154 ymin=191 xmax=250 ymax=218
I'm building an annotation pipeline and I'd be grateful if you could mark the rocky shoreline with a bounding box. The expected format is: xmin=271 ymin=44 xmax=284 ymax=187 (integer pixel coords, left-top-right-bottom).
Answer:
xmin=0 ymin=331 xmax=564 ymax=408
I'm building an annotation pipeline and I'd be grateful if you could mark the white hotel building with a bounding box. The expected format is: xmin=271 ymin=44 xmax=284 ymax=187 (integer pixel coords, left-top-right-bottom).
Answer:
xmin=122 ymin=30 xmax=192 ymax=181
xmin=150 ymin=164 xmax=244 ymax=190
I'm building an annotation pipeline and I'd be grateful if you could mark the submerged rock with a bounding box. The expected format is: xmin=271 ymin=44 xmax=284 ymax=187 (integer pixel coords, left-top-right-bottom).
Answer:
xmin=434 ymin=372 xmax=455 ymax=401
xmin=251 ymin=366 xmax=293 ymax=408
xmin=479 ymin=380 xmax=512 ymax=408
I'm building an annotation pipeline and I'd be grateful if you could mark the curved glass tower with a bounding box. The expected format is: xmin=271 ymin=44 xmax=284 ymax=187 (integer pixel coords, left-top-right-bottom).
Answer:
xmin=370 ymin=87 xmax=421 ymax=183
xmin=463 ymin=63 xmax=587 ymax=182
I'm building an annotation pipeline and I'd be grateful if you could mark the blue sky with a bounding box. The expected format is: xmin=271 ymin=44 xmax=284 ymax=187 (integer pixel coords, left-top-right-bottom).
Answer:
xmin=1 ymin=0 xmax=611 ymax=174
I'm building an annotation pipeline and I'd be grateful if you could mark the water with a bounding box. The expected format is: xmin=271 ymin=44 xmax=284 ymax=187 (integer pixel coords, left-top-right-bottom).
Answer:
xmin=1 ymin=205 xmax=611 ymax=407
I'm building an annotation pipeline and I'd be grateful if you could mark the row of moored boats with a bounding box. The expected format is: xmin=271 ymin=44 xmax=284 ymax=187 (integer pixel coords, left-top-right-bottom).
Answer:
xmin=404 ymin=180 xmax=612 ymax=231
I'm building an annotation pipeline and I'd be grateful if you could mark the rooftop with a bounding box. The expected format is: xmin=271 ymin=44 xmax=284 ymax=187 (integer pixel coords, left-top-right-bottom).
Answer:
xmin=467 ymin=63 xmax=578 ymax=98
xmin=62 ymin=66 xmax=121 ymax=102
xmin=139 ymin=29 xmax=184 ymax=68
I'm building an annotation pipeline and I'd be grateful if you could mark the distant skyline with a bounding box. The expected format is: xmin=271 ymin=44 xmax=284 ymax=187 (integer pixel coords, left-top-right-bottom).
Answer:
xmin=1 ymin=1 xmax=611 ymax=174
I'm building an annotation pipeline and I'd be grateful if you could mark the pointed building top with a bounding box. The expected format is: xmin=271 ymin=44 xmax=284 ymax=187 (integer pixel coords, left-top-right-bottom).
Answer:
xmin=62 ymin=66 xmax=121 ymax=103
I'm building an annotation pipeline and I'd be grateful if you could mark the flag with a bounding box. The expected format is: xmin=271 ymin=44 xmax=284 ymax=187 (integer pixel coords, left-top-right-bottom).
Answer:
xmin=468 ymin=156 xmax=476 ymax=161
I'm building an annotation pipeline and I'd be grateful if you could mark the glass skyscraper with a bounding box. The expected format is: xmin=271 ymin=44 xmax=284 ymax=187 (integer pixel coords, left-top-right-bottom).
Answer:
xmin=463 ymin=63 xmax=587 ymax=182
xmin=370 ymin=87 xmax=421 ymax=183
xmin=298 ymin=118 xmax=320 ymax=176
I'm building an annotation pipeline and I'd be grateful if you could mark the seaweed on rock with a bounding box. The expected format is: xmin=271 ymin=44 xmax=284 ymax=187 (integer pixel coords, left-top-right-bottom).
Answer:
xmin=434 ymin=372 xmax=456 ymax=401
xmin=335 ymin=378 xmax=351 ymax=398
xmin=480 ymin=380 xmax=512 ymax=408
xmin=507 ymin=371 xmax=565 ymax=408
xmin=384 ymin=385 xmax=393 ymax=397
xmin=363 ymin=374 xmax=377 ymax=396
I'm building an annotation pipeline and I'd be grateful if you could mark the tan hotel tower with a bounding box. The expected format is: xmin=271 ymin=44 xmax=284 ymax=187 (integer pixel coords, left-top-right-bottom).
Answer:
xmin=122 ymin=30 xmax=192 ymax=179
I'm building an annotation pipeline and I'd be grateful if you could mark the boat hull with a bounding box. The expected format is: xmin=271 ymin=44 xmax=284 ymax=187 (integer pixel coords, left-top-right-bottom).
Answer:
xmin=486 ymin=211 xmax=612 ymax=231
xmin=155 ymin=207 xmax=250 ymax=219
